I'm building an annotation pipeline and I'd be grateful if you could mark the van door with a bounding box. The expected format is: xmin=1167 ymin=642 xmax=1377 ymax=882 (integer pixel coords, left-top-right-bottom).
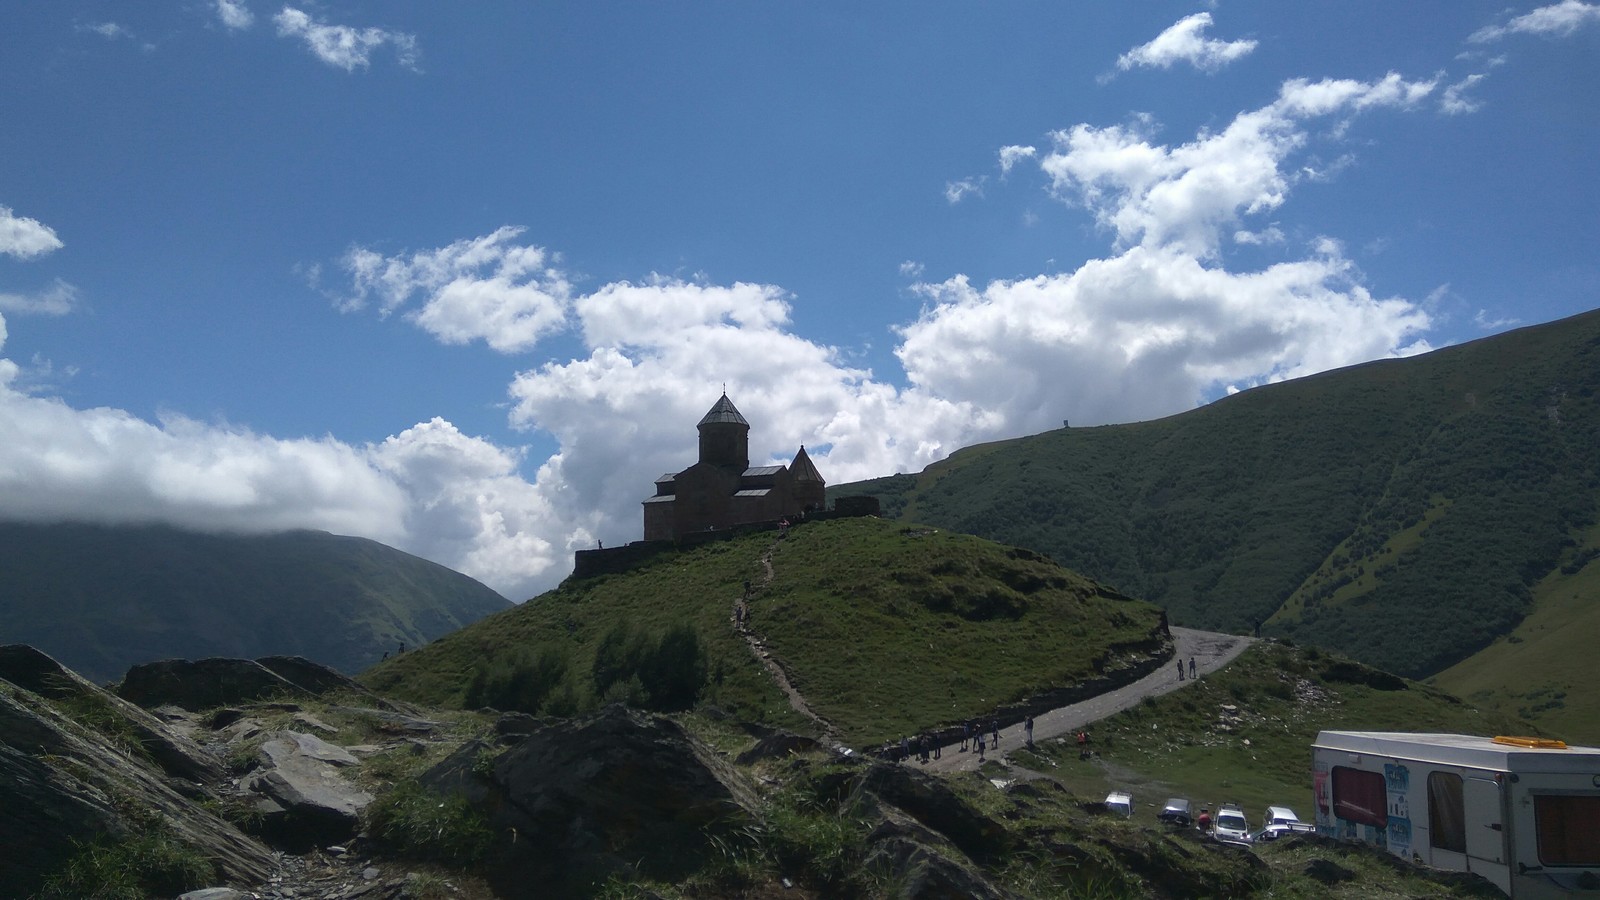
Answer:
xmin=1465 ymin=777 xmax=1507 ymax=867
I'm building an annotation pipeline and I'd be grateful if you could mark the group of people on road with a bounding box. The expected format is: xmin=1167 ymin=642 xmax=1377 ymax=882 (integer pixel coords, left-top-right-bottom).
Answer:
xmin=1176 ymin=655 xmax=1198 ymax=680
xmin=901 ymin=733 xmax=942 ymax=763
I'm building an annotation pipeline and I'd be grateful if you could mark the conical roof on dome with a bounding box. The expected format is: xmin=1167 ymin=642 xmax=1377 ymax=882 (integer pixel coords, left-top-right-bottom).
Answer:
xmin=697 ymin=393 xmax=749 ymax=427
xmin=790 ymin=445 xmax=824 ymax=482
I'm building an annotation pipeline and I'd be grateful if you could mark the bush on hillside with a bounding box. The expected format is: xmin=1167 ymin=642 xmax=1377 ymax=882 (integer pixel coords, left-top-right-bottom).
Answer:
xmin=592 ymin=622 xmax=708 ymax=713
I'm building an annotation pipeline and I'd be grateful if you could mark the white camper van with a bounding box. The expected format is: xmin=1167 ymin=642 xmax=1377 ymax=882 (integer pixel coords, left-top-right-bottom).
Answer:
xmin=1312 ymin=731 xmax=1600 ymax=898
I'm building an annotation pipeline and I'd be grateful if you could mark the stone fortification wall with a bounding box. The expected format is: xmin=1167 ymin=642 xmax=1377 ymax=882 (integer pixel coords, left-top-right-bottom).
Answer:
xmin=571 ymin=496 xmax=882 ymax=581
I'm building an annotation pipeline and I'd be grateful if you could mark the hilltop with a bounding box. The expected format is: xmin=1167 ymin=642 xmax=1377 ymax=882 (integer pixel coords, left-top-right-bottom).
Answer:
xmin=0 ymin=522 xmax=510 ymax=683
xmin=834 ymin=310 xmax=1600 ymax=714
xmin=363 ymin=517 xmax=1167 ymax=748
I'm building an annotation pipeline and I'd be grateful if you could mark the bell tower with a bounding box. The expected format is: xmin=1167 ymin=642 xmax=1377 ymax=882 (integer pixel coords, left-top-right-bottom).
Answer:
xmin=697 ymin=393 xmax=749 ymax=471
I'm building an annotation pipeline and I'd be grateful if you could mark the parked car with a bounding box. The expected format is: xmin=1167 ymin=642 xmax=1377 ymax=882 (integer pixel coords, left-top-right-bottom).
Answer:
xmin=1157 ymin=797 xmax=1192 ymax=827
xmin=1104 ymin=791 xmax=1133 ymax=817
xmin=1212 ymin=803 xmax=1251 ymax=845
xmin=1252 ymin=805 xmax=1315 ymax=842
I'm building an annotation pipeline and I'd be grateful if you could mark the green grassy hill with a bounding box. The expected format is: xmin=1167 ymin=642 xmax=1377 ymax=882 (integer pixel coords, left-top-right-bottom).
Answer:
xmin=362 ymin=517 xmax=1166 ymax=747
xmin=0 ymin=522 xmax=510 ymax=682
xmin=834 ymin=309 xmax=1600 ymax=688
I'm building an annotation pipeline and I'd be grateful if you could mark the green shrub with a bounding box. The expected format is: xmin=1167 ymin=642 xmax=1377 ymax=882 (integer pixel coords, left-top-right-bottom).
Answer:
xmin=366 ymin=779 xmax=497 ymax=867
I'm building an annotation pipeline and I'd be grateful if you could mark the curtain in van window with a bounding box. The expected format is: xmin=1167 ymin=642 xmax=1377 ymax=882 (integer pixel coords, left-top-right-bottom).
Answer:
xmin=1535 ymin=794 xmax=1600 ymax=866
xmin=1332 ymin=766 xmax=1387 ymax=827
xmin=1427 ymin=772 xmax=1466 ymax=853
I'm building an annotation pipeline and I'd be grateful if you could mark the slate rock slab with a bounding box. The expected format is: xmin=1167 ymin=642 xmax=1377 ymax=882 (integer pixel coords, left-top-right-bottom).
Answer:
xmin=247 ymin=731 xmax=373 ymax=850
xmin=422 ymin=704 xmax=759 ymax=896
xmin=119 ymin=658 xmax=305 ymax=711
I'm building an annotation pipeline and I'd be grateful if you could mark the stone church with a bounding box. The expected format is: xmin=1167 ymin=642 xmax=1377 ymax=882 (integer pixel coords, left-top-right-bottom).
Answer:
xmin=643 ymin=394 xmax=826 ymax=541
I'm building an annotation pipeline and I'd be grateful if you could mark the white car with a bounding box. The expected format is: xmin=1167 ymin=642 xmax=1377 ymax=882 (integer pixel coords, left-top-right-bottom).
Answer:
xmin=1104 ymin=791 xmax=1133 ymax=817
xmin=1212 ymin=803 xmax=1251 ymax=845
xmin=1252 ymin=805 xmax=1315 ymax=842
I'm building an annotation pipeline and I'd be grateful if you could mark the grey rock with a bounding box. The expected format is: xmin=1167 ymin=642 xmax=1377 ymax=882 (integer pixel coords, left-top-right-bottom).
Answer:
xmin=421 ymin=704 xmax=759 ymax=897
xmin=735 ymin=730 xmax=821 ymax=764
xmin=861 ymin=761 xmax=1012 ymax=862
xmin=247 ymin=732 xmax=373 ymax=850
xmin=119 ymin=657 xmax=307 ymax=711
xmin=0 ymin=685 xmax=274 ymax=898
xmin=180 ymin=889 xmax=252 ymax=900
xmin=0 ymin=644 xmax=224 ymax=784
xmin=256 ymin=655 xmax=364 ymax=696
xmin=1303 ymin=857 xmax=1357 ymax=884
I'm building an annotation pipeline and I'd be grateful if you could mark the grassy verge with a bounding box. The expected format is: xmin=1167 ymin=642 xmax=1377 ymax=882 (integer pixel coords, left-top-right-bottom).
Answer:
xmin=1010 ymin=641 xmax=1529 ymax=824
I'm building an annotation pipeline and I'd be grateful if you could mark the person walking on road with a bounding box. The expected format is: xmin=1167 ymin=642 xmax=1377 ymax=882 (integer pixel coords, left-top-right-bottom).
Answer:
xmin=1024 ymin=715 xmax=1035 ymax=746
xmin=1189 ymin=656 xmax=1197 ymax=679
xmin=1177 ymin=659 xmax=1185 ymax=680
xmin=961 ymin=722 xmax=970 ymax=752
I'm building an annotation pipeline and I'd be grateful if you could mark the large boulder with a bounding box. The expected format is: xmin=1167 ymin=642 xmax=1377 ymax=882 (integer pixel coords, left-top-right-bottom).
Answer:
xmin=861 ymin=762 xmax=1012 ymax=862
xmin=421 ymin=704 xmax=760 ymax=896
xmin=246 ymin=731 xmax=373 ymax=850
xmin=119 ymin=658 xmax=306 ymax=711
xmin=0 ymin=644 xmax=223 ymax=784
xmin=254 ymin=656 xmax=365 ymax=697
xmin=0 ymin=685 xmax=274 ymax=898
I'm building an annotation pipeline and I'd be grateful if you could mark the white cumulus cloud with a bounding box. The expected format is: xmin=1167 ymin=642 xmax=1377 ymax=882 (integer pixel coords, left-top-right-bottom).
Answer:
xmin=216 ymin=0 xmax=255 ymax=31
xmin=0 ymin=206 xmax=64 ymax=260
xmin=274 ymin=7 xmax=419 ymax=71
xmin=1470 ymin=0 xmax=1600 ymax=42
xmin=0 ymin=279 xmax=79 ymax=317
xmin=944 ymin=177 xmax=985 ymax=204
xmin=1040 ymin=73 xmax=1436 ymax=257
xmin=339 ymin=227 xmax=571 ymax=353
xmin=1116 ymin=13 xmax=1258 ymax=74
xmin=998 ymin=145 xmax=1038 ymax=175
xmin=1440 ymin=74 xmax=1488 ymax=114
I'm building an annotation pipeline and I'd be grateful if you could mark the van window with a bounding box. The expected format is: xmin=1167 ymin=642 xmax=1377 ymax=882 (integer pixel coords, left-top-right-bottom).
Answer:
xmin=1332 ymin=766 xmax=1387 ymax=827
xmin=1535 ymin=794 xmax=1600 ymax=866
xmin=1428 ymin=772 xmax=1466 ymax=853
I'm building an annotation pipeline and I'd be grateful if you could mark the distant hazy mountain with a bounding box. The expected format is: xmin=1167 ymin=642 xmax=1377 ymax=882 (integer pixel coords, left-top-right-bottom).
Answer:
xmin=834 ymin=309 xmax=1600 ymax=687
xmin=0 ymin=522 xmax=510 ymax=683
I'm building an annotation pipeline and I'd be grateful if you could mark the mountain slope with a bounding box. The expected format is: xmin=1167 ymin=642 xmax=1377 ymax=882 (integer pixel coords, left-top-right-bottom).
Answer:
xmin=362 ymin=517 xmax=1167 ymax=747
xmin=834 ymin=309 xmax=1600 ymax=680
xmin=0 ymin=522 xmax=510 ymax=682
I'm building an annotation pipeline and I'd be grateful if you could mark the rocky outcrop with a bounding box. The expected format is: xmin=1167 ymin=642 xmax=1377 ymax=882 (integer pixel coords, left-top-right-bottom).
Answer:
xmin=0 ymin=644 xmax=224 ymax=784
xmin=0 ymin=683 xmax=275 ymax=898
xmin=421 ymin=704 xmax=760 ymax=896
xmin=862 ymin=761 xmax=1012 ymax=862
xmin=246 ymin=731 xmax=374 ymax=850
xmin=120 ymin=657 xmax=308 ymax=711
xmin=255 ymin=656 xmax=367 ymax=698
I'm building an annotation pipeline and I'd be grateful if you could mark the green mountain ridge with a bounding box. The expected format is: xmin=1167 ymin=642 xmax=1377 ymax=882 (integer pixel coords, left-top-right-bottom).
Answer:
xmin=833 ymin=309 xmax=1600 ymax=718
xmin=0 ymin=521 xmax=511 ymax=682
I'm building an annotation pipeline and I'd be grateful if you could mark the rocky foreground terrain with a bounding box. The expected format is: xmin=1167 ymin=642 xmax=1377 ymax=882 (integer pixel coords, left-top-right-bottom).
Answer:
xmin=0 ymin=643 xmax=1506 ymax=899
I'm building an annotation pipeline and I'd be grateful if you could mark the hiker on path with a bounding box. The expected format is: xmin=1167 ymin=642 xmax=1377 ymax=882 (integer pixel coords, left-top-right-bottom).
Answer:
xmin=991 ymin=718 xmax=1000 ymax=746
xmin=901 ymin=736 xmax=911 ymax=761
xmin=1189 ymin=656 xmax=1197 ymax=679
xmin=933 ymin=738 xmax=941 ymax=760
xmin=976 ymin=733 xmax=986 ymax=760
xmin=1176 ymin=659 xmax=1185 ymax=680
xmin=961 ymin=722 xmax=970 ymax=752
xmin=920 ymin=735 xmax=930 ymax=763
xmin=1024 ymin=715 xmax=1034 ymax=746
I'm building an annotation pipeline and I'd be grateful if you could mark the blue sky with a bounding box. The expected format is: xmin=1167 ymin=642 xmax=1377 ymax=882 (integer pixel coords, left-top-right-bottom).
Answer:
xmin=2 ymin=1 xmax=1596 ymax=600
